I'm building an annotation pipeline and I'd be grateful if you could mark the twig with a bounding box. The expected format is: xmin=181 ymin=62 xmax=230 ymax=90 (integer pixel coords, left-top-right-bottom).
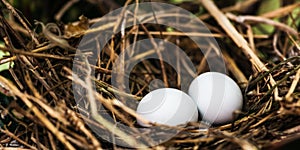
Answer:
xmin=200 ymin=0 xmax=267 ymax=71
xmin=30 ymin=136 xmax=48 ymax=150
xmin=0 ymin=75 xmax=76 ymax=150
xmin=35 ymin=21 xmax=77 ymax=51
xmin=199 ymin=0 xmax=280 ymax=101
xmin=19 ymin=55 xmax=58 ymax=100
xmin=198 ymin=0 xmax=259 ymax=20
xmin=212 ymin=130 xmax=259 ymax=150
xmin=1 ymin=0 xmax=40 ymax=45
xmin=0 ymin=16 xmax=58 ymax=100
xmin=245 ymin=24 xmax=255 ymax=52
xmin=197 ymin=46 xmax=212 ymax=74
xmin=137 ymin=31 xmax=224 ymax=38
xmin=273 ymin=33 xmax=287 ymax=61
xmin=0 ymin=127 xmax=38 ymax=150
xmin=3 ymin=47 xmax=72 ymax=60
xmin=111 ymin=99 xmax=150 ymax=125
xmin=64 ymin=64 xmax=148 ymax=148
xmin=55 ymin=0 xmax=79 ymax=21
xmin=45 ymin=59 xmax=61 ymax=82
xmin=223 ymin=51 xmax=248 ymax=87
xmin=260 ymin=64 xmax=300 ymax=102
xmin=139 ymin=24 xmax=169 ymax=88
xmin=226 ymin=13 xmax=298 ymax=37
xmin=0 ymin=44 xmax=55 ymax=65
xmin=285 ymin=67 xmax=300 ymax=102
xmin=248 ymin=56 xmax=299 ymax=88
xmin=260 ymin=2 xmax=300 ymax=19
xmin=63 ymin=108 xmax=102 ymax=149
xmin=47 ymin=132 xmax=57 ymax=150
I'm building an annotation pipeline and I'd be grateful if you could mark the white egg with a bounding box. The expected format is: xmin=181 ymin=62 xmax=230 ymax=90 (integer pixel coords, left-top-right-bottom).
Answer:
xmin=188 ymin=72 xmax=243 ymax=124
xmin=136 ymin=88 xmax=198 ymax=126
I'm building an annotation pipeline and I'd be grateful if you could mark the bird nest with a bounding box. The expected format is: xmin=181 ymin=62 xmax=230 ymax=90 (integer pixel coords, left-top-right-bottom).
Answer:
xmin=0 ymin=1 xmax=299 ymax=149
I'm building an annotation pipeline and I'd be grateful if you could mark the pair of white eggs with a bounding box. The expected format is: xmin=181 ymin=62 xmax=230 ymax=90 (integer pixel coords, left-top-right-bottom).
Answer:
xmin=136 ymin=72 xmax=243 ymax=126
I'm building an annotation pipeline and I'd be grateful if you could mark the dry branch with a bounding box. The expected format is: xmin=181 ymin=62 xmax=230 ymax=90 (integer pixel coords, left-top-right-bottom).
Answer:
xmin=199 ymin=0 xmax=280 ymax=101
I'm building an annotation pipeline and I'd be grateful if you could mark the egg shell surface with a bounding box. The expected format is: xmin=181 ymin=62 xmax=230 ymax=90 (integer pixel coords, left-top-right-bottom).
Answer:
xmin=188 ymin=72 xmax=243 ymax=124
xmin=136 ymin=88 xmax=198 ymax=126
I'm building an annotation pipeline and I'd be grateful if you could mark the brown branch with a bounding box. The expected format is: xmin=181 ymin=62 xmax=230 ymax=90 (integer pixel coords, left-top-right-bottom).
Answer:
xmin=0 ymin=75 xmax=76 ymax=150
xmin=260 ymin=2 xmax=300 ymax=18
xmin=199 ymin=0 xmax=259 ymax=20
xmin=226 ymin=13 xmax=298 ymax=37
xmin=199 ymin=0 xmax=267 ymax=72
xmin=199 ymin=0 xmax=280 ymax=100
xmin=1 ymin=0 xmax=40 ymax=45
xmin=285 ymin=68 xmax=300 ymax=102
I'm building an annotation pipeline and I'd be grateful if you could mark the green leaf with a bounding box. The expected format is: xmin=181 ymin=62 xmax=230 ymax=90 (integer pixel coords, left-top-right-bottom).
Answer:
xmin=166 ymin=27 xmax=174 ymax=32
xmin=169 ymin=0 xmax=193 ymax=4
xmin=287 ymin=0 xmax=300 ymax=28
xmin=0 ymin=42 xmax=14 ymax=72
xmin=253 ymin=0 xmax=281 ymax=35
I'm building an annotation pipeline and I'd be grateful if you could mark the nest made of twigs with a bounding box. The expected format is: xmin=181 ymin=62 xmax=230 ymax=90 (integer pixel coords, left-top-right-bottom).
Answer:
xmin=0 ymin=0 xmax=300 ymax=149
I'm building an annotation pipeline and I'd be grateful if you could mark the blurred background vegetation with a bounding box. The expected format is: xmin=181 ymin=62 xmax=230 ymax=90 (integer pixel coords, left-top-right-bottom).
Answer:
xmin=10 ymin=0 xmax=124 ymax=23
xmin=9 ymin=0 xmax=300 ymax=33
